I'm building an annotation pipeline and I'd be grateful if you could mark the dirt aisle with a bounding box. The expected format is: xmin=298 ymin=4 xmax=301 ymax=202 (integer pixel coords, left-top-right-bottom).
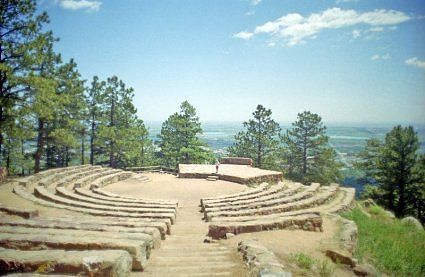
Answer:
xmin=106 ymin=173 xmax=248 ymax=276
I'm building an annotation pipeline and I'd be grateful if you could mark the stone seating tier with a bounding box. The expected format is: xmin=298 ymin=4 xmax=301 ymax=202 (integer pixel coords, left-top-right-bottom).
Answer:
xmin=0 ymin=248 xmax=132 ymax=276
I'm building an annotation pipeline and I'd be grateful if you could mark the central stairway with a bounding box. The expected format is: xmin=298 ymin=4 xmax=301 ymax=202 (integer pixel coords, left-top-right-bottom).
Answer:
xmin=142 ymin=201 xmax=246 ymax=276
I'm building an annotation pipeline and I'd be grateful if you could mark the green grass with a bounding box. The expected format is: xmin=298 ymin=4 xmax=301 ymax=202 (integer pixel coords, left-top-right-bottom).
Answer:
xmin=292 ymin=253 xmax=315 ymax=270
xmin=343 ymin=207 xmax=425 ymax=276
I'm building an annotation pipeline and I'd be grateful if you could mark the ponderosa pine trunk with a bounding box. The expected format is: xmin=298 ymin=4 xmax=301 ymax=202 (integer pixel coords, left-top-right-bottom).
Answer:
xmin=34 ymin=119 xmax=45 ymax=173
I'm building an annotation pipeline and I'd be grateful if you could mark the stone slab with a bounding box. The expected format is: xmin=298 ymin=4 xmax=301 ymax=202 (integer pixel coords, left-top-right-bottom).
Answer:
xmin=208 ymin=213 xmax=323 ymax=239
xmin=0 ymin=232 xmax=149 ymax=270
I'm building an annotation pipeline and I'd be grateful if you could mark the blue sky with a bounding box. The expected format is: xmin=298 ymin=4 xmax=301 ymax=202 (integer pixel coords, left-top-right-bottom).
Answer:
xmin=40 ymin=0 xmax=425 ymax=123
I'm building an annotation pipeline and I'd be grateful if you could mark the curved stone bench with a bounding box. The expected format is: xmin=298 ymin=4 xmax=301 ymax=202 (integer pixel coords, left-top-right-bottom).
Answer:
xmin=203 ymin=182 xmax=308 ymax=212
xmin=0 ymin=216 xmax=166 ymax=240
xmin=200 ymin=183 xmax=269 ymax=206
xmin=92 ymin=187 xmax=178 ymax=206
xmin=0 ymin=233 xmax=150 ymax=270
xmin=37 ymin=166 xmax=101 ymax=188
xmin=208 ymin=212 xmax=323 ymax=239
xmin=88 ymin=172 xmax=134 ymax=189
xmin=73 ymin=169 xmax=120 ymax=188
xmin=76 ymin=187 xmax=178 ymax=207
xmin=13 ymin=185 xmax=173 ymax=233
xmin=56 ymin=187 xmax=177 ymax=211
xmin=34 ymin=186 xmax=176 ymax=223
xmin=0 ymin=225 xmax=157 ymax=250
xmin=0 ymin=204 xmax=38 ymax=219
xmin=55 ymin=167 xmax=106 ymax=188
xmin=0 ymin=248 xmax=132 ymax=276
xmin=206 ymin=184 xmax=338 ymax=221
xmin=17 ymin=165 xmax=90 ymax=187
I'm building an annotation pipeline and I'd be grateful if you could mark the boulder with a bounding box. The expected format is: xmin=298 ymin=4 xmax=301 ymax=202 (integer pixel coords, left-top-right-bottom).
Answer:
xmin=325 ymin=249 xmax=356 ymax=267
xmin=401 ymin=216 xmax=424 ymax=231
xmin=384 ymin=210 xmax=395 ymax=219
xmin=352 ymin=263 xmax=377 ymax=276
xmin=225 ymin=232 xmax=235 ymax=239
xmin=363 ymin=199 xmax=376 ymax=208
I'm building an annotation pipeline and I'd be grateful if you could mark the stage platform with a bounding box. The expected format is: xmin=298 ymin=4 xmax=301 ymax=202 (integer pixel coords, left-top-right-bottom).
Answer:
xmin=178 ymin=164 xmax=283 ymax=184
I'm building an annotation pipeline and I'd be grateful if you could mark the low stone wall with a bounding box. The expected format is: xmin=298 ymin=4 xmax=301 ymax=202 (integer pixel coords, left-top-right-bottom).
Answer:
xmin=221 ymin=157 xmax=253 ymax=166
xmin=178 ymin=172 xmax=282 ymax=185
xmin=238 ymin=239 xmax=292 ymax=277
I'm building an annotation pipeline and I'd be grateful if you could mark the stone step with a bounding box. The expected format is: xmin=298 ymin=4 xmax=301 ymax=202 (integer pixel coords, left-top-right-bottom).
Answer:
xmin=0 ymin=232 xmax=150 ymax=270
xmin=0 ymin=248 xmax=132 ymax=276
xmin=144 ymin=263 xmax=239 ymax=273
xmin=206 ymin=176 xmax=219 ymax=181
xmin=155 ymin=250 xmax=233 ymax=257
xmin=153 ymin=255 xmax=236 ymax=263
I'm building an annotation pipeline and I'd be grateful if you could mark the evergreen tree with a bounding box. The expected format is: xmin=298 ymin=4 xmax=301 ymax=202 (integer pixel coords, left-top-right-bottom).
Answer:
xmin=86 ymin=76 xmax=105 ymax=165
xmin=282 ymin=111 xmax=341 ymax=184
xmin=358 ymin=126 xmax=424 ymax=221
xmin=228 ymin=105 xmax=280 ymax=168
xmin=96 ymin=76 xmax=142 ymax=168
xmin=158 ymin=101 xmax=213 ymax=168
xmin=0 ymin=0 xmax=50 ymax=168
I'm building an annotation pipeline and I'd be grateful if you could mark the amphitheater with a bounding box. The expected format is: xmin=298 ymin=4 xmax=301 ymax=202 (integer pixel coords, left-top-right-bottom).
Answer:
xmin=0 ymin=160 xmax=357 ymax=276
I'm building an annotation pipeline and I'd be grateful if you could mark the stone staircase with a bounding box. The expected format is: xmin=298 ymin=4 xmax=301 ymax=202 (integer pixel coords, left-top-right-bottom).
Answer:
xmin=142 ymin=202 xmax=246 ymax=276
xmin=206 ymin=175 xmax=219 ymax=181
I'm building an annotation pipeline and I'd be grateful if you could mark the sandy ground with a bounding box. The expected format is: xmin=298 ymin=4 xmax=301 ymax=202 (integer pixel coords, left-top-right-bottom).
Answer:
xmin=106 ymin=172 xmax=247 ymax=204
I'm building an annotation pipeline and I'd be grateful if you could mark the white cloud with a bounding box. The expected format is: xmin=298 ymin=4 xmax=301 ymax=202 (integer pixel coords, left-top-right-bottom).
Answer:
xmin=251 ymin=0 xmax=262 ymax=6
xmin=246 ymin=11 xmax=255 ymax=16
xmin=233 ymin=31 xmax=254 ymax=40
xmin=59 ymin=0 xmax=102 ymax=12
xmin=405 ymin=57 xmax=425 ymax=69
xmin=371 ymin=53 xmax=391 ymax=61
xmin=234 ymin=7 xmax=411 ymax=46
xmin=352 ymin=29 xmax=361 ymax=38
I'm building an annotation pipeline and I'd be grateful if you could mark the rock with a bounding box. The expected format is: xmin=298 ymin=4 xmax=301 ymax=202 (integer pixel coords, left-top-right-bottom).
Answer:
xmin=225 ymin=232 xmax=235 ymax=239
xmin=401 ymin=216 xmax=424 ymax=231
xmin=352 ymin=263 xmax=377 ymax=276
xmin=384 ymin=210 xmax=395 ymax=219
xmin=339 ymin=219 xmax=358 ymax=253
xmin=203 ymin=236 xmax=214 ymax=243
xmin=325 ymin=249 xmax=356 ymax=267
xmin=238 ymin=240 xmax=292 ymax=277
xmin=363 ymin=199 xmax=376 ymax=207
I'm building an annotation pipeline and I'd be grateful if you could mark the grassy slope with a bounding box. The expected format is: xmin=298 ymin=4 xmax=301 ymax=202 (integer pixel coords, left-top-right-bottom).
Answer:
xmin=343 ymin=206 xmax=425 ymax=276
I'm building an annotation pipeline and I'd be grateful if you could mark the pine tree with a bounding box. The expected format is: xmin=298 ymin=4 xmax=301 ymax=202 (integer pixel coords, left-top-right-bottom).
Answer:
xmin=96 ymin=76 xmax=139 ymax=167
xmin=378 ymin=126 xmax=419 ymax=216
xmin=357 ymin=125 xmax=424 ymax=221
xmin=158 ymin=101 xmax=213 ymax=168
xmin=282 ymin=111 xmax=341 ymax=184
xmin=86 ymin=76 xmax=105 ymax=165
xmin=228 ymin=105 xmax=280 ymax=168
xmin=0 ymin=0 xmax=50 ymax=169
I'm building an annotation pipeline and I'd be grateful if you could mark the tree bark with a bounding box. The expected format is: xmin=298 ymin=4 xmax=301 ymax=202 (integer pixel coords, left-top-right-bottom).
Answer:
xmin=34 ymin=119 xmax=45 ymax=173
